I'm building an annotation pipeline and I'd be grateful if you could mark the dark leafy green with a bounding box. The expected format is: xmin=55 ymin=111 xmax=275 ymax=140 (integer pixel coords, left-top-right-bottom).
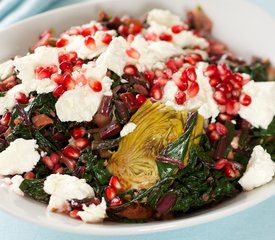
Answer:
xmin=236 ymin=61 xmax=269 ymax=82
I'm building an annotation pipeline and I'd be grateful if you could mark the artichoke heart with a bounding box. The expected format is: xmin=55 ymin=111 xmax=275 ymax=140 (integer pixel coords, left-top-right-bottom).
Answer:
xmin=107 ymin=100 xmax=186 ymax=190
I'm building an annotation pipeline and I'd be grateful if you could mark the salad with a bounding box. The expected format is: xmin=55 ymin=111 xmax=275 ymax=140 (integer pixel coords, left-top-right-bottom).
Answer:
xmin=0 ymin=7 xmax=275 ymax=224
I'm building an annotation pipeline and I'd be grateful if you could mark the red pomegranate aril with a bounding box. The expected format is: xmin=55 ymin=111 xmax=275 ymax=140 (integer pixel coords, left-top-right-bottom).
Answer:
xmin=226 ymin=100 xmax=240 ymax=115
xmin=50 ymin=153 xmax=60 ymax=165
xmin=51 ymin=73 xmax=63 ymax=85
xmin=74 ymin=137 xmax=90 ymax=150
xmin=144 ymin=32 xmax=158 ymax=41
xmin=75 ymin=74 xmax=87 ymax=86
xmin=226 ymin=82 xmax=234 ymax=92
xmin=223 ymin=163 xmax=236 ymax=178
xmin=1 ymin=112 xmax=11 ymax=126
xmin=109 ymin=196 xmax=123 ymax=207
xmin=42 ymin=156 xmax=54 ymax=170
xmin=35 ymin=67 xmax=51 ymax=80
xmin=67 ymin=52 xmax=78 ymax=63
xmin=154 ymin=78 xmax=168 ymax=88
xmin=63 ymin=146 xmax=80 ymax=159
xmin=136 ymin=94 xmax=147 ymax=104
xmin=70 ymin=210 xmax=81 ymax=219
xmin=155 ymin=70 xmax=167 ymax=79
xmin=213 ymin=91 xmax=226 ymax=105
xmin=52 ymin=165 xmax=64 ymax=174
xmin=240 ymin=94 xmax=252 ymax=106
xmin=207 ymin=123 xmax=216 ymax=132
xmin=15 ymin=92 xmax=29 ymax=104
xmin=102 ymin=33 xmax=113 ymax=44
xmin=187 ymin=82 xmax=199 ymax=98
xmin=217 ymin=64 xmax=229 ymax=77
xmin=56 ymin=38 xmax=69 ymax=48
xmin=208 ymin=131 xmax=220 ymax=141
xmin=24 ymin=171 xmax=35 ymax=180
xmin=60 ymin=61 xmax=73 ymax=73
xmin=150 ymin=86 xmax=163 ymax=100
xmin=84 ymin=36 xmax=96 ymax=50
xmin=215 ymin=122 xmax=228 ymax=136
xmin=175 ymin=90 xmax=186 ymax=105
xmin=233 ymin=73 xmax=243 ymax=82
xmin=159 ymin=33 xmax=173 ymax=42
xmin=214 ymin=159 xmax=228 ymax=170
xmin=143 ymin=70 xmax=155 ymax=82
xmin=2 ymin=76 xmax=17 ymax=90
xmin=185 ymin=67 xmax=197 ymax=82
xmin=126 ymin=47 xmax=140 ymax=59
xmin=209 ymin=77 xmax=220 ymax=87
xmin=218 ymin=113 xmax=233 ymax=122
xmin=72 ymin=127 xmax=86 ymax=139
xmin=171 ymin=24 xmax=185 ymax=34
xmin=120 ymin=92 xmax=140 ymax=112
xmin=166 ymin=59 xmax=178 ymax=72
xmin=232 ymin=89 xmax=241 ymax=98
xmin=128 ymin=20 xmax=142 ymax=35
xmin=204 ymin=64 xmax=218 ymax=77
xmin=216 ymin=83 xmax=228 ymax=93
xmin=105 ymin=186 xmax=116 ymax=200
xmin=63 ymin=74 xmax=75 ymax=90
xmin=118 ymin=25 xmax=129 ymax=36
xmin=60 ymin=154 xmax=76 ymax=171
xmin=109 ymin=176 xmax=123 ymax=190
xmin=123 ymin=65 xmax=138 ymax=76
xmin=53 ymin=85 xmax=66 ymax=97
xmin=88 ymin=79 xmax=102 ymax=92
xmin=175 ymin=78 xmax=188 ymax=91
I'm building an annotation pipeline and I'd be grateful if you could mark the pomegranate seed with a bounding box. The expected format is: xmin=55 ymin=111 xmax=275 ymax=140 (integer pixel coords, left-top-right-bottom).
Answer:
xmin=2 ymin=76 xmax=17 ymax=90
xmin=24 ymin=172 xmax=35 ymax=179
xmin=88 ymin=79 xmax=102 ymax=92
xmin=187 ymin=82 xmax=199 ymax=98
xmin=207 ymin=123 xmax=216 ymax=132
xmin=175 ymin=90 xmax=186 ymax=105
xmin=52 ymin=165 xmax=64 ymax=174
xmin=42 ymin=156 xmax=54 ymax=170
xmin=60 ymin=155 xmax=76 ymax=171
xmin=70 ymin=210 xmax=81 ymax=219
xmin=154 ymin=78 xmax=168 ymax=88
xmin=128 ymin=20 xmax=142 ymax=35
xmin=223 ymin=163 xmax=236 ymax=178
xmin=232 ymin=89 xmax=241 ymax=98
xmin=126 ymin=34 xmax=135 ymax=43
xmin=105 ymin=186 xmax=116 ymax=200
xmin=144 ymin=32 xmax=158 ymax=41
xmin=185 ymin=67 xmax=197 ymax=82
xmin=74 ymin=137 xmax=90 ymax=150
xmin=50 ymin=153 xmax=60 ymax=165
xmin=72 ymin=127 xmax=86 ymax=139
xmin=233 ymin=73 xmax=243 ymax=82
xmin=102 ymin=33 xmax=113 ymax=44
xmin=150 ymin=86 xmax=163 ymax=100
xmin=123 ymin=65 xmax=138 ymax=76
xmin=213 ymin=91 xmax=226 ymax=105
xmin=217 ymin=64 xmax=230 ymax=77
xmin=218 ymin=113 xmax=233 ymax=122
xmin=215 ymin=122 xmax=228 ymax=136
xmin=14 ymin=92 xmax=28 ymax=104
xmin=159 ymin=33 xmax=173 ymax=41
xmin=171 ymin=25 xmax=185 ymax=34
xmin=51 ymin=73 xmax=63 ymax=85
xmin=155 ymin=70 xmax=167 ymax=79
xmin=63 ymin=146 xmax=80 ymax=159
xmin=226 ymin=100 xmax=240 ymax=115
xmin=63 ymin=74 xmax=75 ymax=90
xmin=109 ymin=196 xmax=123 ymax=207
xmin=75 ymin=74 xmax=87 ymax=86
xmin=204 ymin=64 xmax=218 ymax=77
xmin=84 ymin=36 xmax=96 ymax=50
xmin=59 ymin=61 xmax=73 ymax=73
xmin=74 ymin=58 xmax=84 ymax=68
xmin=208 ymin=131 xmax=220 ymax=141
xmin=214 ymin=159 xmax=228 ymax=170
xmin=166 ymin=59 xmax=178 ymax=72
xmin=209 ymin=77 xmax=220 ymax=87
xmin=136 ymin=94 xmax=147 ymax=104
xmin=175 ymin=77 xmax=188 ymax=91
xmin=174 ymin=57 xmax=184 ymax=68
xmin=216 ymin=83 xmax=228 ymax=93
xmin=1 ymin=112 xmax=11 ymax=126
xmin=163 ymin=68 xmax=173 ymax=79
xmin=118 ymin=25 xmax=129 ymax=36
xmin=67 ymin=52 xmax=78 ymax=63
xmin=56 ymin=38 xmax=69 ymax=48
xmin=126 ymin=47 xmax=140 ymax=59
xmin=52 ymin=85 xmax=66 ymax=97
xmin=240 ymin=94 xmax=252 ymax=106
xmin=109 ymin=176 xmax=123 ymax=190
xmin=143 ymin=70 xmax=155 ymax=82
xmin=35 ymin=67 xmax=51 ymax=80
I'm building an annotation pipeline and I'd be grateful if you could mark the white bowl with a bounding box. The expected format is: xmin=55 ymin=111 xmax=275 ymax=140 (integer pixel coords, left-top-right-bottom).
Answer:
xmin=0 ymin=0 xmax=275 ymax=236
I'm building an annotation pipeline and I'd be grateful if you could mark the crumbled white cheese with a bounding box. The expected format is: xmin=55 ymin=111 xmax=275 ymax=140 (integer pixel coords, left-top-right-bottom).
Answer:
xmin=9 ymin=175 xmax=24 ymax=196
xmin=77 ymin=198 xmax=107 ymax=223
xmin=44 ymin=174 xmax=94 ymax=212
xmin=55 ymin=76 xmax=113 ymax=122
xmin=172 ymin=31 xmax=209 ymax=49
xmin=239 ymin=81 xmax=275 ymax=129
xmin=63 ymin=30 xmax=116 ymax=59
xmin=147 ymin=9 xmax=182 ymax=27
xmin=239 ymin=145 xmax=275 ymax=191
xmin=0 ymin=139 xmax=40 ymax=175
xmin=120 ymin=122 xmax=137 ymax=137
xmin=0 ymin=60 xmax=14 ymax=80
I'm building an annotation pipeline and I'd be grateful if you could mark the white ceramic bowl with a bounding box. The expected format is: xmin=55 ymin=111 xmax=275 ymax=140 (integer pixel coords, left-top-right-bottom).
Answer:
xmin=0 ymin=0 xmax=275 ymax=236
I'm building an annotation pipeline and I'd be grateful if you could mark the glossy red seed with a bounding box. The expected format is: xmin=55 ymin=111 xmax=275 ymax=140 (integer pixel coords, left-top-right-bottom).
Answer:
xmin=51 ymin=73 xmax=64 ymax=85
xmin=218 ymin=113 xmax=233 ymax=122
xmin=42 ymin=156 xmax=54 ymax=170
xmin=215 ymin=122 xmax=228 ymax=136
xmin=226 ymin=100 xmax=240 ymax=115
xmin=109 ymin=196 xmax=123 ymax=207
xmin=72 ymin=127 xmax=86 ymax=139
xmin=101 ymin=33 xmax=113 ymax=44
xmin=204 ymin=64 xmax=218 ymax=77
xmin=50 ymin=153 xmax=60 ymax=165
xmin=34 ymin=67 xmax=51 ymax=80
xmin=56 ymin=38 xmax=69 ymax=48
xmin=223 ymin=163 xmax=236 ymax=178
xmin=109 ymin=176 xmax=122 ymax=190
xmin=209 ymin=77 xmax=220 ymax=87
xmin=136 ymin=94 xmax=147 ymax=104
xmin=175 ymin=77 xmax=188 ymax=91
xmin=67 ymin=52 xmax=78 ymax=63
xmin=88 ymin=79 xmax=102 ymax=92
xmin=74 ymin=137 xmax=90 ymax=150
xmin=52 ymin=85 xmax=66 ymax=97
xmin=105 ymin=186 xmax=116 ymax=200
xmin=144 ymin=32 xmax=158 ymax=41
xmin=159 ymin=33 xmax=173 ymax=41
xmin=1 ymin=112 xmax=11 ymax=126
xmin=171 ymin=25 xmax=185 ymax=34
xmin=118 ymin=25 xmax=129 ymax=36
xmin=166 ymin=59 xmax=178 ymax=72
xmin=150 ymin=86 xmax=163 ymax=100
xmin=75 ymin=74 xmax=87 ymax=86
xmin=126 ymin=47 xmax=140 ymax=59
xmin=2 ymin=76 xmax=17 ymax=90
xmin=63 ymin=74 xmax=75 ymax=90
xmin=143 ymin=70 xmax=155 ymax=82
xmin=240 ymin=94 xmax=252 ymax=106
xmin=174 ymin=90 xmax=186 ymax=105
xmin=52 ymin=165 xmax=64 ymax=174
xmin=185 ymin=67 xmax=197 ymax=82
xmin=217 ymin=64 xmax=230 ymax=77
xmin=123 ymin=65 xmax=138 ymax=76
xmin=84 ymin=36 xmax=96 ymax=50
xmin=60 ymin=155 xmax=76 ymax=171
xmin=187 ymin=82 xmax=199 ymax=98
xmin=128 ymin=22 xmax=142 ymax=35
xmin=208 ymin=131 xmax=220 ymax=141
xmin=213 ymin=91 xmax=226 ymax=105
xmin=232 ymin=89 xmax=241 ymax=98
xmin=214 ymin=159 xmax=228 ymax=170
xmin=14 ymin=92 xmax=29 ymax=104
xmin=154 ymin=78 xmax=168 ymax=88
xmin=59 ymin=61 xmax=73 ymax=73
xmin=24 ymin=172 xmax=35 ymax=180
xmin=70 ymin=210 xmax=81 ymax=219
xmin=63 ymin=146 xmax=80 ymax=159
xmin=207 ymin=123 xmax=216 ymax=132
